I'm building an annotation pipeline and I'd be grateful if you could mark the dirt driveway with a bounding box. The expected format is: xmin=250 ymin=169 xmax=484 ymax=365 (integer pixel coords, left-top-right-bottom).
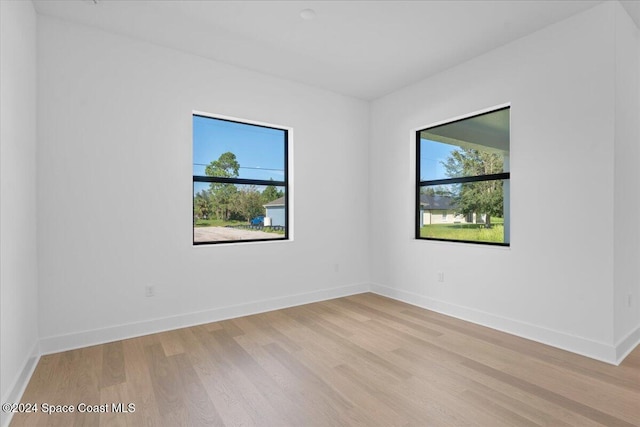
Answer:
xmin=194 ymin=226 xmax=281 ymax=243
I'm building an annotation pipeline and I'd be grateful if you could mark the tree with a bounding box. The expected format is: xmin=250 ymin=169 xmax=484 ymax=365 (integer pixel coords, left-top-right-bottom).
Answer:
xmin=206 ymin=152 xmax=240 ymax=220
xmin=193 ymin=190 xmax=212 ymax=221
xmin=420 ymin=186 xmax=454 ymax=197
xmin=441 ymin=148 xmax=504 ymax=227
xmin=262 ymin=182 xmax=284 ymax=204
xmin=205 ymin=152 xmax=240 ymax=178
xmin=234 ymin=186 xmax=265 ymax=222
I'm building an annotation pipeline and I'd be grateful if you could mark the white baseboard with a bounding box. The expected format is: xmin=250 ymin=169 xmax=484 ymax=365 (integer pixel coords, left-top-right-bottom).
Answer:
xmin=370 ymin=282 xmax=620 ymax=365
xmin=39 ymin=282 xmax=370 ymax=355
xmin=616 ymin=326 xmax=640 ymax=364
xmin=37 ymin=281 xmax=636 ymax=363
xmin=1 ymin=341 xmax=40 ymax=427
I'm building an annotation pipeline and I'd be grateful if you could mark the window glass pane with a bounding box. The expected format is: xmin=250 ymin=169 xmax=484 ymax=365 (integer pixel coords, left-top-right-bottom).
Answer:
xmin=193 ymin=115 xmax=286 ymax=181
xmin=419 ymin=108 xmax=510 ymax=181
xmin=193 ymin=182 xmax=286 ymax=243
xmin=418 ymin=180 xmax=507 ymax=244
xmin=419 ymin=139 xmax=509 ymax=181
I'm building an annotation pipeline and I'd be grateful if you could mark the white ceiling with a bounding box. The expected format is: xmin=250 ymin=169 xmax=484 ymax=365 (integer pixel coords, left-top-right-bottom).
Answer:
xmin=33 ymin=0 xmax=636 ymax=101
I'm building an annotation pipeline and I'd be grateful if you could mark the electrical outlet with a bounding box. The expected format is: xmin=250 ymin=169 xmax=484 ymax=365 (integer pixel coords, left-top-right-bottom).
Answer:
xmin=334 ymin=263 xmax=340 ymax=273
xmin=628 ymin=294 xmax=633 ymax=308
xmin=145 ymin=285 xmax=155 ymax=297
xmin=437 ymin=272 xmax=444 ymax=283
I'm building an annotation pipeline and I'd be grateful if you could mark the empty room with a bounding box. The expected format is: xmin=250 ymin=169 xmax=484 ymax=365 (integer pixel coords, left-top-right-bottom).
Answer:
xmin=1 ymin=0 xmax=639 ymax=426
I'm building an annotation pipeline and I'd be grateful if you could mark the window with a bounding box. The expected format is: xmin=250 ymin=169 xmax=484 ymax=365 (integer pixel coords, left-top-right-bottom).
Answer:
xmin=193 ymin=114 xmax=289 ymax=245
xmin=416 ymin=107 xmax=510 ymax=246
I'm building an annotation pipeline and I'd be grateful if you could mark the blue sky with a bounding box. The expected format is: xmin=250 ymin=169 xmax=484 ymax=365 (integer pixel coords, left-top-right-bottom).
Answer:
xmin=193 ymin=115 xmax=286 ymax=181
xmin=420 ymin=138 xmax=457 ymax=181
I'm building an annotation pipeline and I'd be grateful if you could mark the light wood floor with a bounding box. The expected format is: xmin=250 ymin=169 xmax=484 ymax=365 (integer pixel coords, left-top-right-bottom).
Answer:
xmin=10 ymin=293 xmax=640 ymax=426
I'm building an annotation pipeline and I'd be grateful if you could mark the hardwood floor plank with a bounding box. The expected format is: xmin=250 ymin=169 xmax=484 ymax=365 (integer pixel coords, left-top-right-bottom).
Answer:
xmin=10 ymin=293 xmax=640 ymax=426
xmin=332 ymin=297 xmax=444 ymax=338
xmin=462 ymin=359 xmax=638 ymax=427
xmin=209 ymin=329 xmax=309 ymax=425
xmin=283 ymin=306 xmax=414 ymax=380
xmin=334 ymin=362 xmax=480 ymax=427
xmin=121 ymin=338 xmax=163 ymax=427
xmin=296 ymin=303 xmax=355 ymax=338
xmin=144 ymin=343 xmax=190 ymax=426
xmin=621 ymin=346 xmax=640 ymax=369
xmin=392 ymin=346 xmax=605 ymax=427
xmin=247 ymin=333 xmax=410 ymax=426
xmin=245 ymin=314 xmax=302 ymax=352
xmin=101 ymin=341 xmax=126 ymax=388
xmin=170 ymin=352 xmax=225 ymax=426
xmin=263 ymin=342 xmax=355 ymax=424
xmin=99 ymin=383 xmax=132 ymax=427
xmin=158 ymin=329 xmax=186 ymax=357
xmin=231 ymin=335 xmax=332 ymax=426
xmin=189 ymin=325 xmax=283 ymax=426
xmin=266 ymin=311 xmax=352 ymax=368
xmin=321 ymin=299 xmax=372 ymax=323
xmin=400 ymin=306 xmax=640 ymax=392
xmin=459 ymin=389 xmax=539 ymax=427
xmin=384 ymin=320 xmax=639 ymax=421
xmin=217 ymin=319 xmax=245 ymax=337
xmin=47 ymin=350 xmax=85 ymax=427
xmin=461 ymin=379 xmax=575 ymax=427
xmin=435 ymin=331 xmax=639 ymax=420
xmin=72 ymin=345 xmax=102 ymax=427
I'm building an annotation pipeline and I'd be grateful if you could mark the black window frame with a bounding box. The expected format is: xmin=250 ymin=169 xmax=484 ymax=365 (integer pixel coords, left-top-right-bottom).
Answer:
xmin=193 ymin=114 xmax=289 ymax=245
xmin=415 ymin=107 xmax=510 ymax=247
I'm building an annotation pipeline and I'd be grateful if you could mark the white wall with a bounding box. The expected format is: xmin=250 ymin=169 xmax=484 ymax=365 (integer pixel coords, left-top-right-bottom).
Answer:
xmin=613 ymin=1 xmax=640 ymax=358
xmin=0 ymin=0 xmax=40 ymax=422
xmin=36 ymin=16 xmax=371 ymax=352
xmin=370 ymin=2 xmax=631 ymax=363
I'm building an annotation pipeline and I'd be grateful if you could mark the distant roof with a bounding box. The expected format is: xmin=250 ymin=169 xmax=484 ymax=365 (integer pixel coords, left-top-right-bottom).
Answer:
xmin=264 ymin=196 xmax=285 ymax=207
xmin=419 ymin=194 xmax=457 ymax=211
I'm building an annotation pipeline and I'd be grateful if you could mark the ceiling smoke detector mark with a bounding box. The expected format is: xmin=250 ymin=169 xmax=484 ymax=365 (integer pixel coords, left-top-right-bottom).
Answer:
xmin=300 ymin=9 xmax=316 ymax=21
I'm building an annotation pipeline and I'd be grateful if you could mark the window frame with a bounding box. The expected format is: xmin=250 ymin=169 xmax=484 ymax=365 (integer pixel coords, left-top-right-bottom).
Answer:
xmin=415 ymin=106 xmax=510 ymax=247
xmin=192 ymin=113 xmax=290 ymax=246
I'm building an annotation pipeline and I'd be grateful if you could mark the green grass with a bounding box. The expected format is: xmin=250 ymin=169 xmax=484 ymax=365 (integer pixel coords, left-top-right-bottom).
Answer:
xmin=420 ymin=222 xmax=504 ymax=243
xmin=263 ymin=228 xmax=285 ymax=235
xmin=194 ymin=219 xmax=245 ymax=227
